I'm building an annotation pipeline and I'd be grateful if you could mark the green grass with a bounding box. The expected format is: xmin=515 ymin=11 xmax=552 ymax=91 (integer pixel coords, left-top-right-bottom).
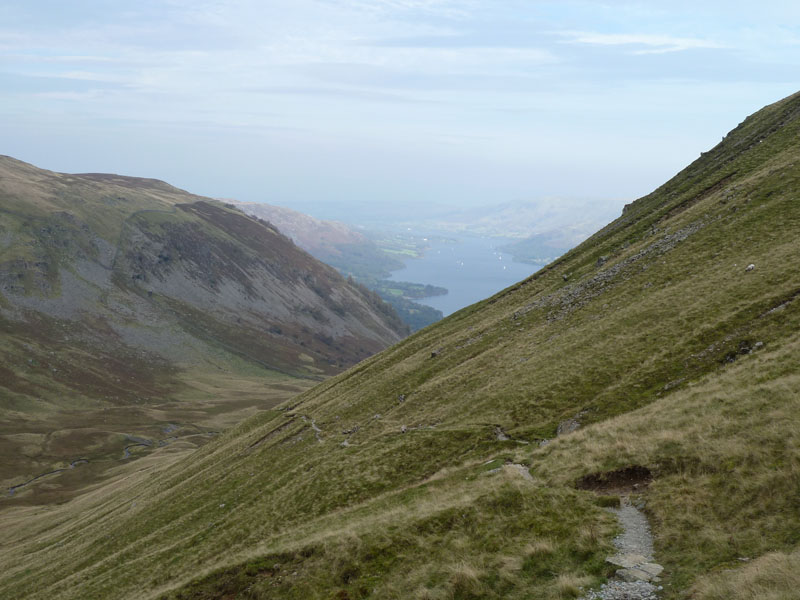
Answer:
xmin=381 ymin=248 xmax=420 ymax=257
xmin=532 ymin=328 xmax=800 ymax=597
xmin=2 ymin=92 xmax=800 ymax=599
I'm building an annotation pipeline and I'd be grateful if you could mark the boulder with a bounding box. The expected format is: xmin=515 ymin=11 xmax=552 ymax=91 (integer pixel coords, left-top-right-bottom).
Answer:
xmin=617 ymin=567 xmax=654 ymax=583
xmin=615 ymin=563 xmax=664 ymax=583
xmin=638 ymin=563 xmax=664 ymax=577
xmin=557 ymin=418 xmax=580 ymax=436
xmin=606 ymin=554 xmax=649 ymax=569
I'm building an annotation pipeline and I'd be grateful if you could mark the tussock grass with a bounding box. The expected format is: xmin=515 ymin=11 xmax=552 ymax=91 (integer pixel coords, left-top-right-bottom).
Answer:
xmin=691 ymin=549 xmax=800 ymax=600
xmin=533 ymin=331 xmax=800 ymax=597
xmin=555 ymin=573 xmax=593 ymax=599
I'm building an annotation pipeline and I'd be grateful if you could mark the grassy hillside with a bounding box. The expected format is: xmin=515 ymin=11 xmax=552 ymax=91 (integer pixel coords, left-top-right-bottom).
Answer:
xmin=0 ymin=158 xmax=406 ymax=503
xmin=2 ymin=91 xmax=800 ymax=599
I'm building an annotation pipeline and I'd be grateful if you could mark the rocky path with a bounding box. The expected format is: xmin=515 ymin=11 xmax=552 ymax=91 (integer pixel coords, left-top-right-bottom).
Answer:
xmin=580 ymin=498 xmax=663 ymax=600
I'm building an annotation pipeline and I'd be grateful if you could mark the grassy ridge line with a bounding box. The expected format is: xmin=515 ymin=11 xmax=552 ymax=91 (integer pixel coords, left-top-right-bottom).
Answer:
xmin=0 ymin=155 xmax=205 ymax=245
xmin=1 ymin=92 xmax=799 ymax=599
xmin=164 ymin=89 xmax=800 ymax=597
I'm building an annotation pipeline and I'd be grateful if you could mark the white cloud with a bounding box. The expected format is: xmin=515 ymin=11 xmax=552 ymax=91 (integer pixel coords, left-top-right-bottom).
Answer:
xmin=325 ymin=0 xmax=478 ymax=19
xmin=560 ymin=31 xmax=726 ymax=54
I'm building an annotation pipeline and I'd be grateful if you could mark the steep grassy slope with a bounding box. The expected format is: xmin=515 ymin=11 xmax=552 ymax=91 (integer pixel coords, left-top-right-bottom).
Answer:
xmin=0 ymin=158 xmax=406 ymax=501
xmin=2 ymin=92 xmax=800 ymax=599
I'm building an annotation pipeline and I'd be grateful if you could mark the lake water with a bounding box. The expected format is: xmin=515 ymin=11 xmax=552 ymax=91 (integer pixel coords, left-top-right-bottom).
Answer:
xmin=388 ymin=233 xmax=537 ymax=316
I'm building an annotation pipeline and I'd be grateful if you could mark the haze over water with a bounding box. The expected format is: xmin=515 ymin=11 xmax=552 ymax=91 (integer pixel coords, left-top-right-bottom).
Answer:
xmin=389 ymin=233 xmax=539 ymax=316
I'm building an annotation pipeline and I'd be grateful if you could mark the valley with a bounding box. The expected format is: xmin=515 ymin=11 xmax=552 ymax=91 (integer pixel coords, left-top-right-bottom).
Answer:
xmin=386 ymin=231 xmax=537 ymax=316
xmin=3 ymin=2 xmax=798 ymax=598
xmin=1 ymin=369 xmax=312 ymax=505
xmin=230 ymin=201 xmax=446 ymax=331
xmin=1 ymin=90 xmax=799 ymax=600
xmin=232 ymin=201 xmax=568 ymax=326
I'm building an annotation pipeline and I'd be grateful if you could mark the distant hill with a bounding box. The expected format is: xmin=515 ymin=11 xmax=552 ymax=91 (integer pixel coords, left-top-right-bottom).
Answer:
xmin=227 ymin=200 xmax=402 ymax=280
xmin=412 ymin=197 xmax=621 ymax=240
xmin=4 ymin=90 xmax=800 ymax=600
xmin=231 ymin=200 xmax=444 ymax=330
xmin=225 ymin=201 xmax=392 ymax=270
xmin=499 ymin=230 xmax=573 ymax=265
xmin=0 ymin=156 xmax=407 ymax=498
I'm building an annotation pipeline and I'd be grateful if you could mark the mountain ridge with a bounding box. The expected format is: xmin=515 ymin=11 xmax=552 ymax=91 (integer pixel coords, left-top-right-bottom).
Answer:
xmin=0 ymin=157 xmax=407 ymax=502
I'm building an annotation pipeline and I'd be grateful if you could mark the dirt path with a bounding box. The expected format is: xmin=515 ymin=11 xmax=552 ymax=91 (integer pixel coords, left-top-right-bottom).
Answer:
xmin=580 ymin=498 xmax=663 ymax=600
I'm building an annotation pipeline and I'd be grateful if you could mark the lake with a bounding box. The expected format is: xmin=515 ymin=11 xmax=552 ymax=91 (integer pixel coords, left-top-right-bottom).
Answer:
xmin=388 ymin=232 xmax=537 ymax=316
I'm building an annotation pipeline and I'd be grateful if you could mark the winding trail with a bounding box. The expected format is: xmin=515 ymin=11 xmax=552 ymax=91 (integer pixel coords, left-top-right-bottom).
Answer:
xmin=610 ymin=502 xmax=654 ymax=559
xmin=580 ymin=498 xmax=663 ymax=600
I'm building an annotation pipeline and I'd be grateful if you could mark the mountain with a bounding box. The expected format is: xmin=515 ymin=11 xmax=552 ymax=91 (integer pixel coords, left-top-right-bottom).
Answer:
xmin=3 ymin=91 xmax=800 ymax=600
xmin=227 ymin=200 xmax=402 ymax=281
xmin=0 ymin=156 xmax=407 ymax=500
xmin=499 ymin=229 xmax=581 ymax=265
xmin=231 ymin=201 xmax=444 ymax=330
xmin=409 ymin=197 xmax=622 ymax=243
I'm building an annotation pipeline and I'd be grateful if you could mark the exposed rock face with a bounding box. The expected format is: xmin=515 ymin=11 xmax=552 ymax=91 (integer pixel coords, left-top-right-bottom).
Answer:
xmin=113 ymin=201 xmax=406 ymax=373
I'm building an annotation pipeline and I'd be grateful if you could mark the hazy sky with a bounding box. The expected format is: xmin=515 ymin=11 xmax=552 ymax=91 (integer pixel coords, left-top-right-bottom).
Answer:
xmin=1 ymin=1 xmax=798 ymax=216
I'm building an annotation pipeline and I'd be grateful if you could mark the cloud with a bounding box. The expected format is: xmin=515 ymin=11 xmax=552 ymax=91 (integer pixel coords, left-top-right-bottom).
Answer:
xmin=245 ymin=84 xmax=438 ymax=104
xmin=560 ymin=31 xmax=726 ymax=54
xmin=324 ymin=0 xmax=478 ymax=19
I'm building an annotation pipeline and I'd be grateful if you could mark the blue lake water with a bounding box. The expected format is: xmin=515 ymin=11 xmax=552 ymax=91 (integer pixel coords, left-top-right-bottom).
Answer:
xmin=388 ymin=233 xmax=537 ymax=316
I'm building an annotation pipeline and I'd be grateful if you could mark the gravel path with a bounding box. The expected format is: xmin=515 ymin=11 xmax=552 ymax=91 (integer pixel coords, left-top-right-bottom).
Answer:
xmin=581 ymin=578 xmax=660 ymax=600
xmin=578 ymin=498 xmax=663 ymax=600
xmin=609 ymin=503 xmax=654 ymax=559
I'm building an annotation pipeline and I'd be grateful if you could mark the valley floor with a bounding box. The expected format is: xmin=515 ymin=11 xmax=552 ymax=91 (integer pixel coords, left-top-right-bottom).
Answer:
xmin=1 ymin=370 xmax=312 ymax=507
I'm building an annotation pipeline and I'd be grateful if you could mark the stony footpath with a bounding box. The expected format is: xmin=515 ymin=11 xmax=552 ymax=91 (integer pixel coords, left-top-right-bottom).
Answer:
xmin=580 ymin=498 xmax=664 ymax=600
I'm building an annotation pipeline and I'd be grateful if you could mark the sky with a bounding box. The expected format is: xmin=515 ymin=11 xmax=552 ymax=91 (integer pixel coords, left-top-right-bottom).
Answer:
xmin=1 ymin=1 xmax=798 ymax=220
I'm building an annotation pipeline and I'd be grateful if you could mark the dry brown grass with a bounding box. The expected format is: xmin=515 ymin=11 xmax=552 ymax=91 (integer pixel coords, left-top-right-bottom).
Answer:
xmin=531 ymin=331 xmax=800 ymax=597
xmin=554 ymin=573 xmax=593 ymax=599
xmin=691 ymin=550 xmax=800 ymax=600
